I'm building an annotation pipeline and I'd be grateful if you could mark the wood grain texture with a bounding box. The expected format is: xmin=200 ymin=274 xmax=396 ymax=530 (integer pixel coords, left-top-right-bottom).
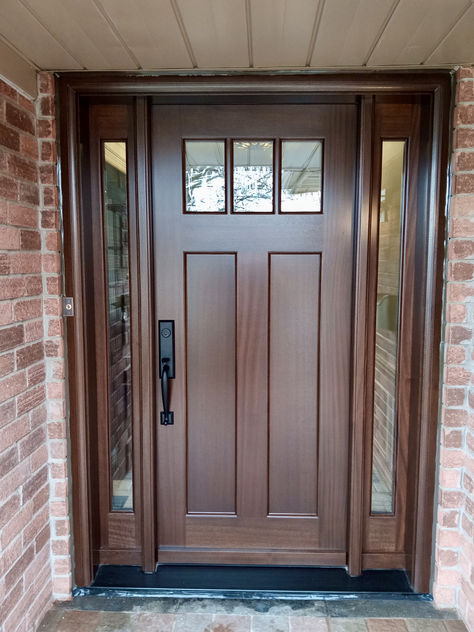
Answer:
xmin=153 ymin=103 xmax=356 ymax=563
xmin=268 ymin=253 xmax=320 ymax=516
xmin=186 ymin=253 xmax=237 ymax=514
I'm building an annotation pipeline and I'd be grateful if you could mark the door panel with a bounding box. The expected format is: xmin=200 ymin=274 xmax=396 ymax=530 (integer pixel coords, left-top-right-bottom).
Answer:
xmin=152 ymin=103 xmax=357 ymax=564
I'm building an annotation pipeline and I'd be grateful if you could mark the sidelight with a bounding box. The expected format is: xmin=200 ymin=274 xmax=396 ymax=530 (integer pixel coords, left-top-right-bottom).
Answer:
xmin=370 ymin=140 xmax=406 ymax=515
xmin=103 ymin=141 xmax=134 ymax=512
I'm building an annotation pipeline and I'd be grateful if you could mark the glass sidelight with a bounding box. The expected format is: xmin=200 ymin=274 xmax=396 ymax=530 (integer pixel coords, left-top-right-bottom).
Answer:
xmin=370 ymin=140 xmax=406 ymax=514
xmin=103 ymin=141 xmax=134 ymax=512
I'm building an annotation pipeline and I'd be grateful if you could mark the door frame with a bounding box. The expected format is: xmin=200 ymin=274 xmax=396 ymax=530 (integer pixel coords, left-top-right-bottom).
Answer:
xmin=57 ymin=71 xmax=452 ymax=592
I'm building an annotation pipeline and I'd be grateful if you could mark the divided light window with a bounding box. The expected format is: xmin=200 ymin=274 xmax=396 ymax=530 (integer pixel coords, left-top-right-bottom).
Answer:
xmin=184 ymin=139 xmax=323 ymax=214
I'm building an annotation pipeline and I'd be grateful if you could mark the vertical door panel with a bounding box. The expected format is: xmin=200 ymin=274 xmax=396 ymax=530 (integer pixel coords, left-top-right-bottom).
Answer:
xmin=268 ymin=253 xmax=320 ymax=516
xmin=186 ymin=253 xmax=237 ymax=514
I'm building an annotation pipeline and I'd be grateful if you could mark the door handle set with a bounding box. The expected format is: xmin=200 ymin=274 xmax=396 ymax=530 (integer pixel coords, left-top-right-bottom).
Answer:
xmin=159 ymin=320 xmax=175 ymax=425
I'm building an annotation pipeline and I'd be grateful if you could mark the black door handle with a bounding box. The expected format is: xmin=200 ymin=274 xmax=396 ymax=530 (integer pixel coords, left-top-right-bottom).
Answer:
xmin=160 ymin=362 xmax=173 ymax=425
xmin=159 ymin=321 xmax=175 ymax=426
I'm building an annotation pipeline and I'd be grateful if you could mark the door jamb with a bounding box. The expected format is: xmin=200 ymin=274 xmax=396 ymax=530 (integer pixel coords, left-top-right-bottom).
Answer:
xmin=57 ymin=72 xmax=452 ymax=591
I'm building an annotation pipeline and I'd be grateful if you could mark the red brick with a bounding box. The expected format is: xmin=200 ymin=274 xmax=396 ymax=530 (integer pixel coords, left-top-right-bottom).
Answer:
xmin=16 ymin=384 xmax=45 ymax=415
xmin=442 ymin=408 xmax=469 ymax=427
xmin=35 ymin=523 xmax=50 ymax=553
xmin=0 ymin=122 xmax=20 ymax=151
xmin=456 ymin=128 xmax=474 ymax=149
xmin=29 ymin=403 xmax=46 ymax=427
xmin=20 ymin=134 xmax=38 ymax=160
xmin=42 ymin=186 xmax=59 ymax=208
xmin=48 ymin=318 xmax=63 ymax=337
xmin=39 ymin=164 xmax=56 ymax=185
xmin=7 ymin=203 xmax=37 ymax=228
xmin=0 ymin=493 xmax=20 ymax=529
xmin=0 ymin=370 xmax=26 ymax=403
xmin=46 ymin=276 xmax=61 ymax=294
xmin=7 ymin=154 xmax=37 ymax=182
xmin=0 ymin=276 xmax=26 ymax=300
xmin=24 ymin=275 xmax=42 ymax=295
xmin=44 ymin=297 xmax=61 ymax=316
xmin=18 ymin=93 xmax=35 ymax=114
xmin=0 ymin=415 xmax=29 ymax=452
xmin=24 ymin=319 xmax=43 ymax=342
xmin=446 ymin=282 xmax=474 ymax=302
xmin=0 ymin=446 xmax=19 ymax=477
xmin=0 ymin=301 xmax=13 ymax=326
xmin=0 ymin=79 xmax=18 ymax=101
xmin=455 ymin=104 xmax=474 ymax=126
xmin=20 ymin=229 xmax=41 ymax=250
xmin=458 ymin=68 xmax=474 ymax=79
xmin=449 ymin=195 xmax=474 ymax=216
xmin=0 ymin=324 xmax=24 ymax=352
xmin=448 ymin=239 xmax=474 ymax=259
xmin=39 ymin=73 xmax=55 ymax=95
xmin=443 ymin=387 xmax=466 ymax=407
xmin=14 ymin=300 xmax=42 ymax=324
xmin=19 ymin=425 xmax=46 ymax=460
xmin=41 ymin=210 xmax=59 ymax=228
xmin=46 ymin=231 xmax=60 ymax=251
xmin=0 ymin=175 xmax=19 ymax=200
xmin=446 ymin=345 xmax=466 ymax=364
xmin=0 ymin=352 xmax=14 ymax=377
xmin=40 ymin=96 xmax=55 ymax=117
xmin=19 ymin=182 xmax=39 ymax=205
xmin=454 ymin=151 xmax=474 ymax=172
xmin=23 ymin=466 xmax=48 ymax=502
xmin=37 ymin=118 xmax=55 ymax=140
xmin=446 ymin=304 xmax=467 ymax=323
xmin=0 ymin=225 xmax=20 ymax=249
xmin=448 ymin=261 xmax=474 ymax=281
xmin=5 ymin=545 xmax=34 ymax=592
xmin=10 ymin=253 xmax=42 ymax=275
xmin=0 ymin=253 xmax=9 ymax=275
xmin=27 ymin=361 xmax=46 ymax=387
xmin=5 ymin=102 xmax=35 ymax=135
xmin=446 ymin=325 xmax=472 ymax=344
xmin=16 ymin=341 xmax=44 ymax=370
xmin=442 ymin=429 xmax=464 ymax=449
xmin=0 ymin=400 xmax=15 ymax=429
xmin=42 ymin=254 xmax=60 ymax=273
xmin=44 ymin=339 xmax=63 ymax=357
xmin=41 ymin=141 xmax=56 ymax=162
xmin=454 ymin=173 xmax=474 ymax=194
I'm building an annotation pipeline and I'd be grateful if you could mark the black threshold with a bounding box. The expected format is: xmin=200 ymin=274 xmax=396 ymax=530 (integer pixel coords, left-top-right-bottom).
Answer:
xmin=88 ymin=565 xmax=416 ymax=597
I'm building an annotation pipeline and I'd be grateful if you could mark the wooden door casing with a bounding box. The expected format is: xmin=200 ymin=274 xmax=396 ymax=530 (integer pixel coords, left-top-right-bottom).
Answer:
xmin=59 ymin=73 xmax=451 ymax=590
xmin=152 ymin=104 xmax=357 ymax=564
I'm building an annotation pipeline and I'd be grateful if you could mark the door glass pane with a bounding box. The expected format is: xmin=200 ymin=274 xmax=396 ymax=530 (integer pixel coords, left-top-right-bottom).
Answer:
xmin=103 ymin=141 xmax=133 ymax=512
xmin=233 ymin=140 xmax=273 ymax=213
xmin=281 ymin=140 xmax=322 ymax=213
xmin=371 ymin=140 xmax=406 ymax=514
xmin=185 ymin=140 xmax=226 ymax=213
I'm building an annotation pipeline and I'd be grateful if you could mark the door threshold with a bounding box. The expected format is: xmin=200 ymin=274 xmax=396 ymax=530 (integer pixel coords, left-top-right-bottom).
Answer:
xmin=78 ymin=565 xmax=428 ymax=600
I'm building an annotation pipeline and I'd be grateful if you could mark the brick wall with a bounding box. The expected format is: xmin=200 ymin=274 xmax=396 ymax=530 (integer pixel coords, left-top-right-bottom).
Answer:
xmin=434 ymin=67 xmax=474 ymax=631
xmin=0 ymin=72 xmax=70 ymax=632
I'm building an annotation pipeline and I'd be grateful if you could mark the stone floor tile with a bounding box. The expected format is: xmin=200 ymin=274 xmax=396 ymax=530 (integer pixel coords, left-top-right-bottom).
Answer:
xmin=208 ymin=614 xmax=252 ymax=631
xmin=37 ymin=609 xmax=64 ymax=631
xmin=251 ymin=615 xmax=290 ymax=631
xmin=329 ymin=618 xmax=368 ymax=632
xmin=443 ymin=622 xmax=468 ymax=632
xmin=326 ymin=601 xmax=448 ymax=620
xmin=54 ymin=610 xmax=101 ymax=632
xmin=404 ymin=620 xmax=448 ymax=632
xmin=96 ymin=611 xmax=133 ymax=632
xmin=174 ymin=613 xmax=214 ymax=631
xmin=129 ymin=612 xmax=176 ymax=630
xmin=366 ymin=619 xmax=408 ymax=632
xmin=290 ymin=616 xmax=329 ymax=631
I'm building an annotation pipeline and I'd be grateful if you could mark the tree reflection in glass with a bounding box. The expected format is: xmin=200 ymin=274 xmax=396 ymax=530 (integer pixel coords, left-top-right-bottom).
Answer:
xmin=185 ymin=141 xmax=226 ymax=213
xmin=233 ymin=141 xmax=273 ymax=213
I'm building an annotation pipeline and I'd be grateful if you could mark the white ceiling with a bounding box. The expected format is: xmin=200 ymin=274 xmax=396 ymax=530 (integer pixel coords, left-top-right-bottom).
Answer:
xmin=1 ymin=0 xmax=474 ymax=97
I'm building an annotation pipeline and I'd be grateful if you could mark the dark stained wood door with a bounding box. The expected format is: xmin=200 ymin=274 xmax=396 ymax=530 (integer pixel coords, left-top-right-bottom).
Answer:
xmin=152 ymin=103 xmax=357 ymax=565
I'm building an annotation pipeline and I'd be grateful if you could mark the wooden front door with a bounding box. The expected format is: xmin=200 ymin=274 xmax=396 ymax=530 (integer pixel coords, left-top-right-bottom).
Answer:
xmin=152 ymin=103 xmax=357 ymax=565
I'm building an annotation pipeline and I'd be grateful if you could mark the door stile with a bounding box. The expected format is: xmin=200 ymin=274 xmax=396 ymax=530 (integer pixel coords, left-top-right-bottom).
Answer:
xmin=348 ymin=95 xmax=374 ymax=576
xmin=135 ymin=97 xmax=157 ymax=572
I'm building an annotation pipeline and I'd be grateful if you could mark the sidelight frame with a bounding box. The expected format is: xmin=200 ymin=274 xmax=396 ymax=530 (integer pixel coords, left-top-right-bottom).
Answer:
xmin=57 ymin=71 xmax=451 ymax=592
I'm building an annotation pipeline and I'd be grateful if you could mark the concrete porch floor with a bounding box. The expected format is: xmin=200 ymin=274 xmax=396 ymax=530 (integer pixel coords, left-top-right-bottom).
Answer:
xmin=37 ymin=597 xmax=467 ymax=632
